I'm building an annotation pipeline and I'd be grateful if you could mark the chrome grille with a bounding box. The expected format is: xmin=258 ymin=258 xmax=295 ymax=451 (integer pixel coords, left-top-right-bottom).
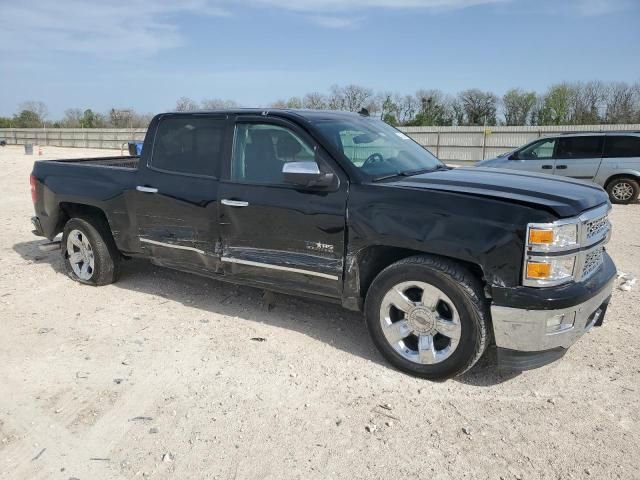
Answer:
xmin=584 ymin=215 xmax=609 ymax=242
xmin=581 ymin=246 xmax=605 ymax=280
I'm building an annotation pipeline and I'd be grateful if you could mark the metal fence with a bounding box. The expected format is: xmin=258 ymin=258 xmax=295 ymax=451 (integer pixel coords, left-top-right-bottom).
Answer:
xmin=2 ymin=124 xmax=639 ymax=165
xmin=0 ymin=128 xmax=147 ymax=150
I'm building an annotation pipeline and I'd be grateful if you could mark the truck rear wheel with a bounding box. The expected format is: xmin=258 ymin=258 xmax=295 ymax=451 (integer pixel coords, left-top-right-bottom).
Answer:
xmin=606 ymin=177 xmax=639 ymax=204
xmin=61 ymin=217 xmax=119 ymax=286
xmin=365 ymin=255 xmax=489 ymax=380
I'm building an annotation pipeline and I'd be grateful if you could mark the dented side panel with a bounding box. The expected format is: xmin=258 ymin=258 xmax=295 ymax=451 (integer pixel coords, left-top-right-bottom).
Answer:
xmin=217 ymin=180 xmax=348 ymax=298
xmin=342 ymin=183 xmax=558 ymax=304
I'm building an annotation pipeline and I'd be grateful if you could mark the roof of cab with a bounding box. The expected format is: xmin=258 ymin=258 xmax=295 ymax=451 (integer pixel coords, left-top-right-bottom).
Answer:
xmin=163 ymin=108 xmax=368 ymax=122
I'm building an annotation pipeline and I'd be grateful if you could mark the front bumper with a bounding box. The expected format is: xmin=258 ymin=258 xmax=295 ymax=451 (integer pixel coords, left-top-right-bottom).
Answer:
xmin=491 ymin=275 xmax=614 ymax=370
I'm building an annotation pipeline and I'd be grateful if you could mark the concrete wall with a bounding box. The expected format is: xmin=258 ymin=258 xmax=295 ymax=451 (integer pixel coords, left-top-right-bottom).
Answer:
xmin=2 ymin=124 xmax=639 ymax=164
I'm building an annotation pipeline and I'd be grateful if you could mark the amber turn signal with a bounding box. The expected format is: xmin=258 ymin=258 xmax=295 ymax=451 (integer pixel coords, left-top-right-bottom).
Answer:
xmin=528 ymin=228 xmax=554 ymax=245
xmin=526 ymin=262 xmax=551 ymax=279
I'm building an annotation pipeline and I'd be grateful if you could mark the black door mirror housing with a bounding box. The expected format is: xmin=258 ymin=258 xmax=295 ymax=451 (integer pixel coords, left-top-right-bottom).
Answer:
xmin=282 ymin=161 xmax=335 ymax=188
xmin=509 ymin=152 xmax=519 ymax=160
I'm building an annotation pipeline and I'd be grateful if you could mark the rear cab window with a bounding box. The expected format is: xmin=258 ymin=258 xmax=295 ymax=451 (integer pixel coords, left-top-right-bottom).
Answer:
xmin=604 ymin=135 xmax=640 ymax=158
xmin=151 ymin=116 xmax=226 ymax=177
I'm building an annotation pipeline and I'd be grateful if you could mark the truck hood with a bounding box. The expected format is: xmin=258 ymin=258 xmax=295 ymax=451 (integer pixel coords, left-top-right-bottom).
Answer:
xmin=383 ymin=167 xmax=609 ymax=218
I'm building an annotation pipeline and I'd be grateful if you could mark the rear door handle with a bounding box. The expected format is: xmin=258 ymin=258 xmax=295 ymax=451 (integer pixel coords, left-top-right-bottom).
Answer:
xmin=136 ymin=186 xmax=158 ymax=193
xmin=541 ymin=165 xmax=553 ymax=170
xmin=221 ymin=199 xmax=249 ymax=207
xmin=556 ymin=165 xmax=567 ymax=170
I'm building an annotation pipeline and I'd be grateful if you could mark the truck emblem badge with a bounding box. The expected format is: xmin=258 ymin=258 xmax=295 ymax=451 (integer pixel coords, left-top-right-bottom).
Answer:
xmin=306 ymin=241 xmax=334 ymax=253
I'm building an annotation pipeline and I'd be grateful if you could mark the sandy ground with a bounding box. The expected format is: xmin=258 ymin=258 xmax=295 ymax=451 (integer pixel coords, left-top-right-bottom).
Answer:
xmin=0 ymin=145 xmax=638 ymax=480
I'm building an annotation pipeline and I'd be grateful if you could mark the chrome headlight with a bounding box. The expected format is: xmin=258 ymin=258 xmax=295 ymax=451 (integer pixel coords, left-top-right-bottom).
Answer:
xmin=524 ymin=218 xmax=580 ymax=287
xmin=526 ymin=220 xmax=579 ymax=252
xmin=524 ymin=255 xmax=576 ymax=287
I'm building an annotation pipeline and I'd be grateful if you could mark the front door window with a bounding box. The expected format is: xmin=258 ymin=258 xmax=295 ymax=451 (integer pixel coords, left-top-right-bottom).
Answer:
xmin=519 ymin=139 xmax=556 ymax=159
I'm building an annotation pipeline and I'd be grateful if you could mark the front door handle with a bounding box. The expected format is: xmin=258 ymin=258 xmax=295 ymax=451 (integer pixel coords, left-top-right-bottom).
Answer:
xmin=137 ymin=186 xmax=158 ymax=193
xmin=556 ymin=165 xmax=567 ymax=170
xmin=541 ymin=165 xmax=553 ymax=170
xmin=221 ymin=199 xmax=249 ymax=207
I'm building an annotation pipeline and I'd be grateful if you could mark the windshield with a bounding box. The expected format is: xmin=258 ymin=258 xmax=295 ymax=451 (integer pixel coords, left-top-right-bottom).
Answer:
xmin=312 ymin=116 xmax=443 ymax=178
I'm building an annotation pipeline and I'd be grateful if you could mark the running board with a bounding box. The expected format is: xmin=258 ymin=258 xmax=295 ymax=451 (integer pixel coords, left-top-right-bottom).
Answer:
xmin=38 ymin=241 xmax=61 ymax=252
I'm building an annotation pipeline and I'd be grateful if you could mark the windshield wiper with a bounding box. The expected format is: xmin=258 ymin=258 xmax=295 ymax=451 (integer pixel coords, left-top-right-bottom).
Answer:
xmin=371 ymin=164 xmax=450 ymax=182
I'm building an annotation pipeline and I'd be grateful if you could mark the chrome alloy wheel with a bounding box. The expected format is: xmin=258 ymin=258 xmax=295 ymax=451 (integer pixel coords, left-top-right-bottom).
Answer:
xmin=66 ymin=229 xmax=95 ymax=280
xmin=611 ymin=182 xmax=634 ymax=201
xmin=379 ymin=281 xmax=461 ymax=365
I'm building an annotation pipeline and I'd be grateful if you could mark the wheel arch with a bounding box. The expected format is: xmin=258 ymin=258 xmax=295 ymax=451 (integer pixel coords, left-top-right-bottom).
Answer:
xmin=342 ymin=244 xmax=487 ymax=311
xmin=604 ymin=172 xmax=640 ymax=190
xmin=58 ymin=202 xmax=111 ymax=232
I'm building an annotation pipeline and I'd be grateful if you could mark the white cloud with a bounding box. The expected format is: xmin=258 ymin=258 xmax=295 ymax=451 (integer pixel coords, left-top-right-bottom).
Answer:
xmin=573 ymin=0 xmax=633 ymax=16
xmin=309 ymin=15 xmax=361 ymax=28
xmin=253 ymin=0 xmax=506 ymax=11
xmin=0 ymin=0 xmax=230 ymax=55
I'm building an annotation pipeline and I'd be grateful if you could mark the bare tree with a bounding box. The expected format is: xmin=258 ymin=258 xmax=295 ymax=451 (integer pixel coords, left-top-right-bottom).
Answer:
xmin=20 ymin=101 xmax=48 ymax=122
xmin=502 ymin=89 xmax=537 ymax=125
xmin=571 ymin=81 xmax=606 ymax=124
xmin=201 ymin=98 xmax=238 ymax=109
xmin=175 ymin=97 xmax=199 ymax=112
xmin=458 ymin=89 xmax=498 ymax=125
xmin=303 ymin=92 xmax=328 ymax=110
xmin=604 ymin=82 xmax=637 ymax=123
xmin=285 ymin=97 xmax=303 ymax=109
xmin=341 ymin=84 xmax=373 ymax=112
xmin=328 ymin=85 xmax=346 ymax=110
xmin=269 ymin=99 xmax=288 ymax=108
xmin=396 ymin=94 xmax=419 ymax=124
xmin=109 ymin=108 xmax=134 ymax=128
xmin=62 ymin=108 xmax=83 ymax=128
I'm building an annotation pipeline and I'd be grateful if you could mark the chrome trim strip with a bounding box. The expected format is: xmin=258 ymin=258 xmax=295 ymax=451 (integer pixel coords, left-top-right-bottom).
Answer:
xmin=136 ymin=186 xmax=159 ymax=193
xmin=221 ymin=256 xmax=339 ymax=280
xmin=139 ymin=237 xmax=206 ymax=255
xmin=221 ymin=199 xmax=249 ymax=207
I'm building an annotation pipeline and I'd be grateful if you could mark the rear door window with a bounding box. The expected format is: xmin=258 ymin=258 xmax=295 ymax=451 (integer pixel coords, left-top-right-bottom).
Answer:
xmin=555 ymin=136 xmax=604 ymax=159
xmin=151 ymin=116 xmax=226 ymax=177
xmin=604 ymin=136 xmax=640 ymax=158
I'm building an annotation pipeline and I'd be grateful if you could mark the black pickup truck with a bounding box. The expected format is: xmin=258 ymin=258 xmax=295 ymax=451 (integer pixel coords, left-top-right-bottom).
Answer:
xmin=30 ymin=109 xmax=616 ymax=379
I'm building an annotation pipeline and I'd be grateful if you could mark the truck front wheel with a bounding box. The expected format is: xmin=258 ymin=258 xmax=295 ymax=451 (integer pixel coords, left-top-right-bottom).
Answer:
xmin=365 ymin=255 xmax=489 ymax=380
xmin=61 ymin=217 xmax=119 ymax=286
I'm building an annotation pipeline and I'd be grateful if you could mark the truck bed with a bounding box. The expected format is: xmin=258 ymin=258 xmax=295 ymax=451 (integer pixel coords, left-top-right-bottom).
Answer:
xmin=47 ymin=156 xmax=140 ymax=170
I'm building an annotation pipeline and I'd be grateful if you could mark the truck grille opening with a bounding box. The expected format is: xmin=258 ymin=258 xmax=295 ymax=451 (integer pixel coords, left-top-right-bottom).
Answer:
xmin=581 ymin=246 xmax=605 ymax=280
xmin=584 ymin=215 xmax=609 ymax=241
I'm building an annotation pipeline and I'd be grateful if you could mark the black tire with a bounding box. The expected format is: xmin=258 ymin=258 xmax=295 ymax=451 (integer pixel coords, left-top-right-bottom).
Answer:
xmin=61 ymin=216 xmax=120 ymax=286
xmin=364 ymin=255 xmax=489 ymax=380
xmin=606 ymin=177 xmax=639 ymax=204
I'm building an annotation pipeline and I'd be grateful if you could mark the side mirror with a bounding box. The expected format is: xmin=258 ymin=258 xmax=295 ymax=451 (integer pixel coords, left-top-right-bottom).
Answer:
xmin=509 ymin=152 xmax=519 ymax=160
xmin=283 ymin=161 xmax=335 ymax=188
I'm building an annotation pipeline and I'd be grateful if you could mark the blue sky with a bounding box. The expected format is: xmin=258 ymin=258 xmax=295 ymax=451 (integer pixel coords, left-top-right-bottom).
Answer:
xmin=1 ymin=0 xmax=639 ymax=118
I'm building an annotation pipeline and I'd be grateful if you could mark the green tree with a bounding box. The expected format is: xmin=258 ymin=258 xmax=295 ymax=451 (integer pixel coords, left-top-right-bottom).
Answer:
xmin=537 ymin=83 xmax=574 ymax=125
xmin=80 ymin=109 xmax=92 ymax=128
xmin=502 ymin=89 xmax=537 ymax=125
xmin=0 ymin=117 xmax=12 ymax=128
xmin=13 ymin=110 xmax=42 ymax=128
